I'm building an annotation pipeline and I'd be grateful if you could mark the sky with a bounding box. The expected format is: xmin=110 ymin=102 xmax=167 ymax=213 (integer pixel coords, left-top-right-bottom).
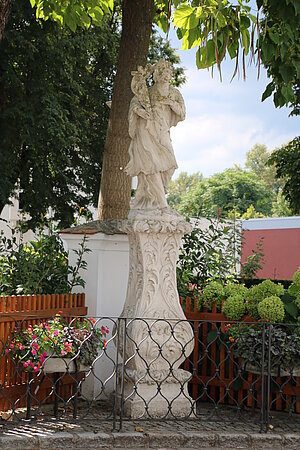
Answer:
xmin=168 ymin=28 xmax=299 ymax=179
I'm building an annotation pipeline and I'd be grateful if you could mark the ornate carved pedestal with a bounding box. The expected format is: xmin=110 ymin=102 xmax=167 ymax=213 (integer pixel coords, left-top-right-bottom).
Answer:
xmin=118 ymin=208 xmax=194 ymax=418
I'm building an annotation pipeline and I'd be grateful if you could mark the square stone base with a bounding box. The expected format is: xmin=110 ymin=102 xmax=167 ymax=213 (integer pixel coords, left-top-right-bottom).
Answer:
xmin=120 ymin=373 xmax=194 ymax=419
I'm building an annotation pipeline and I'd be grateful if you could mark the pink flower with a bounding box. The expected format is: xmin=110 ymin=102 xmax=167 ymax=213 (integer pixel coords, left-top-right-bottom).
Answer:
xmin=53 ymin=330 xmax=58 ymax=336
xmin=19 ymin=345 xmax=24 ymax=351
xmin=106 ymin=328 xmax=109 ymax=334
xmin=5 ymin=349 xmax=9 ymax=354
xmin=32 ymin=334 xmax=37 ymax=340
xmin=9 ymin=343 xmax=14 ymax=349
xmin=224 ymin=327 xmax=228 ymax=332
xmin=30 ymin=361 xmax=34 ymax=368
xmin=33 ymin=366 xmax=39 ymax=372
xmin=34 ymin=343 xmax=39 ymax=349
xmin=61 ymin=350 xmax=66 ymax=356
xmin=43 ymin=351 xmax=48 ymax=357
xmin=23 ymin=362 xmax=29 ymax=368
xmin=31 ymin=349 xmax=36 ymax=356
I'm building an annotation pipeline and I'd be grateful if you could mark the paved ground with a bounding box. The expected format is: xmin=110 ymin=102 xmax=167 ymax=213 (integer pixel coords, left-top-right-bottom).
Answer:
xmin=0 ymin=401 xmax=299 ymax=449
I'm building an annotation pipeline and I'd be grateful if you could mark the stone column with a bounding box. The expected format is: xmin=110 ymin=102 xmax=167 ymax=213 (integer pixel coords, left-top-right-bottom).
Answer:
xmin=118 ymin=208 xmax=194 ymax=418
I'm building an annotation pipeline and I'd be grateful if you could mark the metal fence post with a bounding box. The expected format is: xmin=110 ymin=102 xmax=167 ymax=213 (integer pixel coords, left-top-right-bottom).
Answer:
xmin=119 ymin=317 xmax=127 ymax=431
xmin=112 ymin=318 xmax=121 ymax=431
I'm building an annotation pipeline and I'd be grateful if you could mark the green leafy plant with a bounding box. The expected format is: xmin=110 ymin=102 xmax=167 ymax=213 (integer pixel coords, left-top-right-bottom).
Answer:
xmin=177 ymin=216 xmax=241 ymax=297
xmin=0 ymin=221 xmax=90 ymax=295
xmin=240 ymin=238 xmax=264 ymax=280
xmin=197 ymin=280 xmax=224 ymax=311
xmin=257 ymin=296 xmax=285 ymax=323
xmin=5 ymin=313 xmax=108 ymax=372
xmin=222 ymin=295 xmax=246 ymax=320
xmin=245 ymin=279 xmax=284 ymax=319
xmin=235 ymin=325 xmax=300 ymax=373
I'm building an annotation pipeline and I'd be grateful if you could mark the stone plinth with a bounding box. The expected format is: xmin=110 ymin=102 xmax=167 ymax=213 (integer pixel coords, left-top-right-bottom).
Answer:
xmin=118 ymin=208 xmax=194 ymax=418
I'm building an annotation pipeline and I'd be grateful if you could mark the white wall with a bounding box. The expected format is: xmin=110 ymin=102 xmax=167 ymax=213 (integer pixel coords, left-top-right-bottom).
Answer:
xmin=61 ymin=231 xmax=129 ymax=398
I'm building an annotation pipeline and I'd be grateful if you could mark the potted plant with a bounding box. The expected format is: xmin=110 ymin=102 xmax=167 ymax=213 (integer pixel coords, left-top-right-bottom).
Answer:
xmin=5 ymin=312 xmax=109 ymax=373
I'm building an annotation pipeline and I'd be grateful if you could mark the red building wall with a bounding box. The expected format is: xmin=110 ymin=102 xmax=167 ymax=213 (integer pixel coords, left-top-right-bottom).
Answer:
xmin=241 ymin=218 xmax=300 ymax=280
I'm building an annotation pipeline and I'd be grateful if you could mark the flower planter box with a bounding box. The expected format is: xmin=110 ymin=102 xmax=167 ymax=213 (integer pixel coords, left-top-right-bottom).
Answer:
xmin=43 ymin=357 xmax=90 ymax=374
xmin=245 ymin=362 xmax=300 ymax=378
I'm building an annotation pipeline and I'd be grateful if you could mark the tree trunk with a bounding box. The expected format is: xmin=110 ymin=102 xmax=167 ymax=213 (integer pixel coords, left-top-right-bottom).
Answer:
xmin=0 ymin=0 xmax=11 ymax=42
xmin=97 ymin=0 xmax=154 ymax=220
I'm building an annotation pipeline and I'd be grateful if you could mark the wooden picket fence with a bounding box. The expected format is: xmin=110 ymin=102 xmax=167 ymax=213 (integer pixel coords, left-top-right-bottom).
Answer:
xmin=0 ymin=293 xmax=87 ymax=413
xmin=180 ymin=296 xmax=300 ymax=414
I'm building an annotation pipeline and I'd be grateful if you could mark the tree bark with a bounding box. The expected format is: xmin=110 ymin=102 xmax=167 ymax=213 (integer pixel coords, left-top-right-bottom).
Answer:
xmin=97 ymin=0 xmax=154 ymax=220
xmin=0 ymin=0 xmax=11 ymax=42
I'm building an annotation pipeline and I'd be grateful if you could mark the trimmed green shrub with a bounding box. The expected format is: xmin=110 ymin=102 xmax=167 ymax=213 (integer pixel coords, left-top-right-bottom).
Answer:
xmin=245 ymin=280 xmax=284 ymax=319
xmin=222 ymin=294 xmax=246 ymax=320
xmin=257 ymin=296 xmax=285 ymax=323
xmin=292 ymin=268 xmax=300 ymax=287
xmin=224 ymin=282 xmax=248 ymax=300
xmin=197 ymin=281 xmax=224 ymax=311
xmin=295 ymin=294 xmax=300 ymax=309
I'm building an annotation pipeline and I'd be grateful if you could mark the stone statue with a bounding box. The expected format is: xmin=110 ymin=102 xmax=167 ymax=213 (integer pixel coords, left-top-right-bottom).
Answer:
xmin=125 ymin=59 xmax=186 ymax=210
xmin=118 ymin=60 xmax=193 ymax=418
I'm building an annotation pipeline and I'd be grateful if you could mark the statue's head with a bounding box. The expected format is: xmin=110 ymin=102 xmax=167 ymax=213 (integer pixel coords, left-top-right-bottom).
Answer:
xmin=153 ymin=59 xmax=172 ymax=84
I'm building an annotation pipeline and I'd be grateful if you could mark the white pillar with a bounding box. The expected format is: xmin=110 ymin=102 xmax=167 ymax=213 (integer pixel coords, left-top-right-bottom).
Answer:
xmin=61 ymin=226 xmax=129 ymax=399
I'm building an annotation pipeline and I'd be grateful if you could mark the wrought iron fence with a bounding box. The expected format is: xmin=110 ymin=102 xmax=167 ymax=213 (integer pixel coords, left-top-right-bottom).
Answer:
xmin=0 ymin=314 xmax=299 ymax=432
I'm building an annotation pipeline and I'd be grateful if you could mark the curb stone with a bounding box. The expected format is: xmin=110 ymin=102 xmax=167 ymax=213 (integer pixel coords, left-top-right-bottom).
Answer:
xmin=1 ymin=430 xmax=300 ymax=449
xmin=181 ymin=431 xmax=216 ymax=447
xmin=215 ymin=432 xmax=250 ymax=448
xmin=146 ymin=431 xmax=188 ymax=448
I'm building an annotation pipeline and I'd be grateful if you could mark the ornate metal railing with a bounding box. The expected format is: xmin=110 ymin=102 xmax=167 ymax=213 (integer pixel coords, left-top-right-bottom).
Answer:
xmin=0 ymin=315 xmax=299 ymax=432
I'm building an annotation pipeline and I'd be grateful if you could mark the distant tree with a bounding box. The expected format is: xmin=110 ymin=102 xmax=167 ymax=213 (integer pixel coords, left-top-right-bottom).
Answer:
xmin=271 ymin=191 xmax=293 ymax=217
xmin=241 ymin=204 xmax=264 ymax=219
xmin=268 ymin=137 xmax=300 ymax=214
xmin=178 ymin=167 xmax=274 ymax=218
xmin=245 ymin=144 xmax=279 ymax=191
xmin=167 ymin=171 xmax=202 ymax=211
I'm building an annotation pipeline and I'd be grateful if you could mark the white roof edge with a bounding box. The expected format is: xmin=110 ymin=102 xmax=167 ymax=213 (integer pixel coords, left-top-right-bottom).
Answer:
xmin=242 ymin=216 xmax=300 ymax=230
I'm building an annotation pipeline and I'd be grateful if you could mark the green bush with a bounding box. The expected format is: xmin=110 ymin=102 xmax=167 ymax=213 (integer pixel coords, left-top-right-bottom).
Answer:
xmin=292 ymin=268 xmax=300 ymax=287
xmin=257 ymin=296 xmax=285 ymax=323
xmin=0 ymin=224 xmax=89 ymax=295
xmin=177 ymin=217 xmax=241 ymax=294
xmin=294 ymin=294 xmax=300 ymax=309
xmin=198 ymin=281 xmax=224 ymax=311
xmin=224 ymin=282 xmax=248 ymax=300
xmin=245 ymin=280 xmax=284 ymax=319
xmin=222 ymin=294 xmax=246 ymax=320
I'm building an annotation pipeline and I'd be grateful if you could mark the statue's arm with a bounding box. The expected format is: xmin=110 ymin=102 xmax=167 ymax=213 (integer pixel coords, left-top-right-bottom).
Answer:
xmin=130 ymin=96 xmax=150 ymax=121
xmin=167 ymin=88 xmax=186 ymax=121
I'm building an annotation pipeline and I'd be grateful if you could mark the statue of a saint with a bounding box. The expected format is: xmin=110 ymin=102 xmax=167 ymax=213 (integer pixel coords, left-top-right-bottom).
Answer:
xmin=125 ymin=59 xmax=185 ymax=210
